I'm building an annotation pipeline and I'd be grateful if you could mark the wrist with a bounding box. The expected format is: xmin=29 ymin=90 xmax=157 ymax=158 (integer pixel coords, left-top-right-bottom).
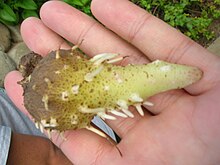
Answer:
xmin=7 ymin=133 xmax=72 ymax=165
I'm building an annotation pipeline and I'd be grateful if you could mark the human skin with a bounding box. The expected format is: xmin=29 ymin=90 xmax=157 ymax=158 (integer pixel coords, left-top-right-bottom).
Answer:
xmin=7 ymin=133 xmax=72 ymax=165
xmin=4 ymin=0 xmax=220 ymax=164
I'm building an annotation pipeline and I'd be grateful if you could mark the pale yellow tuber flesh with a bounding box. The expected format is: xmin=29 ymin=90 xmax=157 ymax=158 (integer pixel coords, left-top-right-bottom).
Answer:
xmin=19 ymin=48 xmax=202 ymax=132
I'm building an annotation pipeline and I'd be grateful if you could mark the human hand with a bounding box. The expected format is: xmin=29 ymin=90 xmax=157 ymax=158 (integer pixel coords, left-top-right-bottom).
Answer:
xmin=5 ymin=0 xmax=220 ymax=164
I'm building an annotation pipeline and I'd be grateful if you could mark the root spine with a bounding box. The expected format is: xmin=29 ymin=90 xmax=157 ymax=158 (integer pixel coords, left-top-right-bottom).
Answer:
xmin=110 ymin=110 xmax=128 ymax=118
xmin=121 ymin=108 xmax=134 ymax=118
xmin=135 ymin=104 xmax=144 ymax=116
xmin=143 ymin=101 xmax=154 ymax=106
xmin=97 ymin=112 xmax=116 ymax=120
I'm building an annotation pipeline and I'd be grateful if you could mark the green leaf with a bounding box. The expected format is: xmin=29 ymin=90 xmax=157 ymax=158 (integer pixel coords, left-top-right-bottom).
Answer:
xmin=0 ymin=17 xmax=14 ymax=25
xmin=0 ymin=4 xmax=17 ymax=23
xmin=168 ymin=20 xmax=175 ymax=27
xmin=186 ymin=22 xmax=193 ymax=30
xmin=81 ymin=0 xmax=90 ymax=4
xmin=63 ymin=0 xmax=84 ymax=6
xmin=21 ymin=10 xmax=39 ymax=19
xmin=82 ymin=5 xmax=92 ymax=15
xmin=214 ymin=0 xmax=220 ymax=5
xmin=15 ymin=0 xmax=38 ymax=10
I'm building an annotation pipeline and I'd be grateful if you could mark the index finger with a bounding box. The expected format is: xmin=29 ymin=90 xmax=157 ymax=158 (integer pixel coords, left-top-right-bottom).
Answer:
xmin=91 ymin=0 xmax=220 ymax=94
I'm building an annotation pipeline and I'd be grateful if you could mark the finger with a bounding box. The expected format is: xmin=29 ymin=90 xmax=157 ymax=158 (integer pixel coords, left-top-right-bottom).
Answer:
xmin=21 ymin=17 xmax=70 ymax=56
xmin=50 ymin=129 xmax=120 ymax=164
xmin=4 ymin=17 xmax=70 ymax=113
xmin=145 ymin=89 xmax=188 ymax=115
xmin=4 ymin=71 xmax=28 ymax=114
xmin=39 ymin=1 xmax=147 ymax=64
xmin=4 ymin=17 xmax=71 ymax=113
xmin=91 ymin=0 xmax=220 ymax=94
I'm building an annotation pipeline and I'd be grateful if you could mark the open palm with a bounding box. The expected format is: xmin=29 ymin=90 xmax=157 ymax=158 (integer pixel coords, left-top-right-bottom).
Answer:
xmin=5 ymin=0 xmax=220 ymax=164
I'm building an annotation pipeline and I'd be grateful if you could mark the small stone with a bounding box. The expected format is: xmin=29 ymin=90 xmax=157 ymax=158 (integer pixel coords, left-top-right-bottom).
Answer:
xmin=208 ymin=37 xmax=220 ymax=56
xmin=0 ymin=51 xmax=16 ymax=87
xmin=7 ymin=42 xmax=31 ymax=67
xmin=0 ymin=23 xmax=11 ymax=52
xmin=6 ymin=25 xmax=23 ymax=43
